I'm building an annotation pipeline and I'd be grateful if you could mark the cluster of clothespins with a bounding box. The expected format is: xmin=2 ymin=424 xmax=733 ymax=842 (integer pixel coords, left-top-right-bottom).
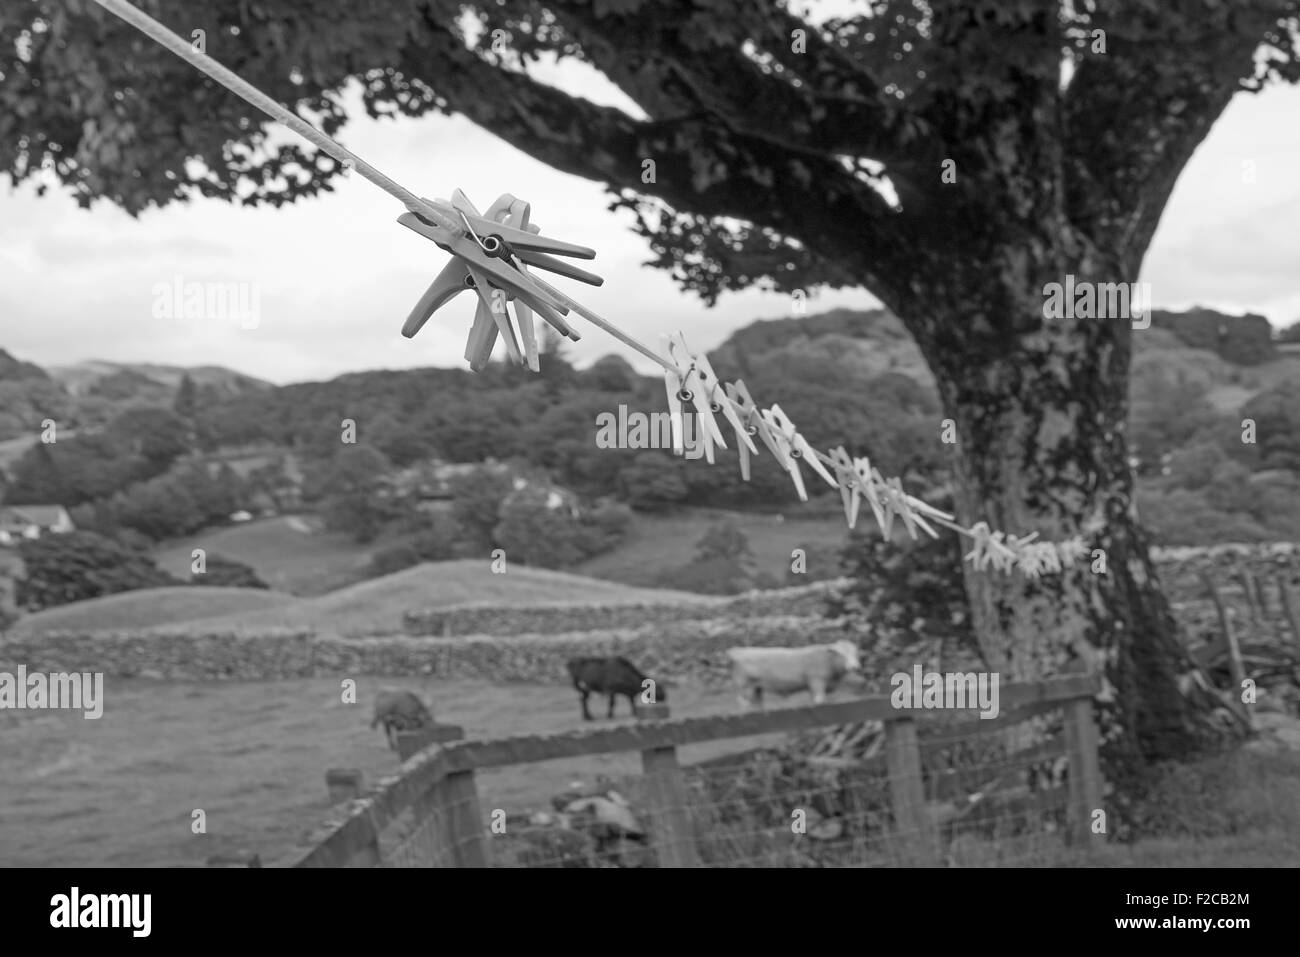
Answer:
xmin=401 ymin=189 xmax=1088 ymax=579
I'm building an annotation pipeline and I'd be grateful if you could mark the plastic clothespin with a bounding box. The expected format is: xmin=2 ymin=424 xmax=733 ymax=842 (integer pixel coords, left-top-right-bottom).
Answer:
xmin=759 ymin=405 xmax=836 ymax=503
xmin=723 ymin=380 xmax=784 ymax=480
xmin=678 ymin=341 xmax=755 ymax=460
xmin=396 ymin=189 xmax=600 ymax=370
xmin=852 ymin=457 xmax=887 ymax=534
xmin=661 ymin=333 xmax=728 ymax=462
xmin=826 ymin=446 xmax=861 ymax=528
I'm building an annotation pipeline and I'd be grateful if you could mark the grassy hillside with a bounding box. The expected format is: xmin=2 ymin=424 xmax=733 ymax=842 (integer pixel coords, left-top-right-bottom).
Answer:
xmin=152 ymin=515 xmax=375 ymax=596
xmin=574 ymin=507 xmax=850 ymax=588
xmin=9 ymin=586 xmax=294 ymax=636
xmin=175 ymin=560 xmax=718 ymax=636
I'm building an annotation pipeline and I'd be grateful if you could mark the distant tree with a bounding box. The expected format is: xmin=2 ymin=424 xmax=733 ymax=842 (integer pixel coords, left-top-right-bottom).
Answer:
xmin=173 ymin=373 xmax=198 ymax=419
xmin=581 ymin=355 xmax=639 ymax=393
xmin=449 ymin=467 xmax=517 ymax=550
xmin=695 ymin=519 xmax=754 ymax=564
xmin=191 ymin=554 xmax=268 ymax=589
xmin=618 ymin=453 xmax=690 ymax=511
xmin=16 ymin=530 xmax=178 ymax=611
xmin=317 ymin=444 xmax=397 ymax=544
xmin=1241 ymin=379 xmax=1300 ymax=471
xmin=492 ymin=487 xmax=588 ymax=568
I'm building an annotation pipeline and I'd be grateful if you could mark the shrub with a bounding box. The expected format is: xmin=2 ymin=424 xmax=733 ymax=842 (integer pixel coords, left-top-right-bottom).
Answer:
xmin=191 ymin=554 xmax=269 ymax=589
xmin=15 ymin=530 xmax=178 ymax=612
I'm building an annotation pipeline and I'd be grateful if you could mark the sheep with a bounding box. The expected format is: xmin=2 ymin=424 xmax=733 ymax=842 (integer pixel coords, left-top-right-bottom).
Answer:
xmin=371 ymin=689 xmax=434 ymax=750
xmin=725 ymin=640 xmax=862 ymax=709
xmin=566 ymin=656 xmax=667 ymax=721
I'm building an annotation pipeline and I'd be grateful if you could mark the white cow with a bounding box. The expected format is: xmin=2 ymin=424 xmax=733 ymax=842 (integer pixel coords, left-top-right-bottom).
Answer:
xmin=726 ymin=640 xmax=862 ymax=708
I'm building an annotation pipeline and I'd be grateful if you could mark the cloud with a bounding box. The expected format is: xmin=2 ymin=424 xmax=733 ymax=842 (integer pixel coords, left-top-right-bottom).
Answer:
xmin=1 ymin=70 xmax=1297 ymax=384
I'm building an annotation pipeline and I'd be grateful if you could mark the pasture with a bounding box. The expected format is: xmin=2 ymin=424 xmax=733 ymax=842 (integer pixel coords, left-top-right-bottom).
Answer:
xmin=152 ymin=515 xmax=374 ymax=596
xmin=0 ymin=675 xmax=790 ymax=868
xmin=9 ymin=586 xmax=296 ymax=636
xmin=575 ymin=507 xmax=850 ymax=587
xmin=6 ymin=671 xmax=1297 ymax=868
xmin=6 ymin=560 xmax=715 ymax=637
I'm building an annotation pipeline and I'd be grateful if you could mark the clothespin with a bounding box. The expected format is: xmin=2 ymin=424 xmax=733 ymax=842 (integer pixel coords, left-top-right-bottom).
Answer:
xmin=826 ymin=447 xmax=860 ymax=528
xmin=723 ymin=380 xmax=785 ymax=480
xmin=661 ymin=333 xmax=729 ymax=462
xmin=676 ymin=338 xmax=755 ymax=459
xmin=397 ymin=189 xmax=599 ymax=370
xmin=964 ymin=522 xmax=995 ymax=571
xmin=760 ymin=405 xmax=837 ymax=503
xmin=852 ymin=457 xmax=887 ymax=534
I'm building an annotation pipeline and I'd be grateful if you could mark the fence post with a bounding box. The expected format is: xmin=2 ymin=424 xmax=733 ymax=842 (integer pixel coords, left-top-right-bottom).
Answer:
xmin=1062 ymin=694 xmax=1104 ymax=848
xmin=637 ymin=703 xmax=699 ymax=867
xmin=322 ymin=768 xmax=381 ymax=865
xmin=884 ymin=717 xmax=937 ymax=866
xmin=441 ymin=769 xmax=490 ymax=867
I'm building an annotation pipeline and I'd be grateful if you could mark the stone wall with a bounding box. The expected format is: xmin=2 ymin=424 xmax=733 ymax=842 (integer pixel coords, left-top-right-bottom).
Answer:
xmin=0 ymin=616 xmax=846 ymax=685
xmin=401 ymin=578 xmax=848 ymax=637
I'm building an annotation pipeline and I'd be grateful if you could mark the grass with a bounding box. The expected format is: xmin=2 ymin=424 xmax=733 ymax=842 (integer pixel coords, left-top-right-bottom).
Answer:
xmin=8 ymin=586 xmax=296 ymax=636
xmin=574 ymin=506 xmax=850 ymax=588
xmin=151 ymin=515 xmax=375 ymax=596
xmin=148 ymin=560 xmax=715 ymax=636
xmin=4 ymin=665 xmax=1296 ymax=867
xmin=0 ymin=675 xmax=787 ymax=868
xmin=3 ymin=558 xmax=717 ymax=637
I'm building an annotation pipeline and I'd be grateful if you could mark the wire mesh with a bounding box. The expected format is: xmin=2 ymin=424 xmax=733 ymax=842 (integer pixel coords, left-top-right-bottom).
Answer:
xmin=365 ymin=703 xmax=1093 ymax=868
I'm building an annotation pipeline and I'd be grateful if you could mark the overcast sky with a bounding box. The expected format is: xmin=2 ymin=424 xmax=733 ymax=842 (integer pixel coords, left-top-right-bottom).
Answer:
xmin=1 ymin=41 xmax=1298 ymax=386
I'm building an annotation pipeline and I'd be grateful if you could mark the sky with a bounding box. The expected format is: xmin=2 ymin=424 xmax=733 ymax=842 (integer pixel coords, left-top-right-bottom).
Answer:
xmin=1 ymin=31 xmax=1298 ymax=386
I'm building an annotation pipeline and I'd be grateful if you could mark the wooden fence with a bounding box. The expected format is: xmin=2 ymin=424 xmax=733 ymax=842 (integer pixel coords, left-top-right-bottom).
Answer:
xmin=283 ymin=672 xmax=1104 ymax=868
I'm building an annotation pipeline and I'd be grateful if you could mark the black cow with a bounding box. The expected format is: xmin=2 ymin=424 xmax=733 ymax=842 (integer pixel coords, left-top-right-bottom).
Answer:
xmin=566 ymin=656 xmax=666 ymax=721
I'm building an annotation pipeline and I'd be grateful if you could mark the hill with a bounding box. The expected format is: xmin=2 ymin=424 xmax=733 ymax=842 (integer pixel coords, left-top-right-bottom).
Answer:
xmin=172 ymin=560 xmax=717 ymax=636
xmin=9 ymin=586 xmax=294 ymax=636
xmin=152 ymin=515 xmax=375 ymax=596
xmin=45 ymin=360 xmax=270 ymax=398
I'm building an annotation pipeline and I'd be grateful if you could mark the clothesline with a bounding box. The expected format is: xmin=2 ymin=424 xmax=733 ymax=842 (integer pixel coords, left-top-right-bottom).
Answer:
xmin=90 ymin=0 xmax=1088 ymax=578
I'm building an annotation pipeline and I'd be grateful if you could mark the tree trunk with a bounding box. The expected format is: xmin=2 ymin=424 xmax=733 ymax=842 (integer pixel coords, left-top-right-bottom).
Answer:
xmin=889 ymin=240 xmax=1240 ymax=816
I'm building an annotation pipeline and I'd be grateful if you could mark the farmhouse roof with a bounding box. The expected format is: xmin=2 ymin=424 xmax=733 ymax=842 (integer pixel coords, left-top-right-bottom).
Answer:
xmin=0 ymin=504 xmax=70 ymax=527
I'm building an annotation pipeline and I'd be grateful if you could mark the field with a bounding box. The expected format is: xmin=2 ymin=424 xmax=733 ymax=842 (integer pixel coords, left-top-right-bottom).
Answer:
xmin=6 ymin=558 xmax=717 ymax=638
xmin=575 ymin=507 xmax=850 ymax=587
xmin=9 ymin=587 xmax=296 ymax=636
xmin=0 ymin=675 xmax=793 ymax=868
xmin=151 ymin=515 xmax=376 ymax=596
xmin=5 ymin=671 xmax=1298 ymax=868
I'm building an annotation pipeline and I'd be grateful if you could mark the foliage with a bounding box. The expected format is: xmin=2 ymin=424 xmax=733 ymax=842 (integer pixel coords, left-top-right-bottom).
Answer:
xmin=315 ymin=443 xmax=399 ymax=544
xmin=1241 ymin=378 xmax=1300 ymax=471
xmin=827 ymin=494 xmax=975 ymax=657
xmin=192 ymin=553 xmax=269 ymax=589
xmin=450 ymin=466 xmax=518 ymax=550
xmin=15 ymin=530 xmax=177 ymax=612
xmin=656 ymin=518 xmax=775 ymax=595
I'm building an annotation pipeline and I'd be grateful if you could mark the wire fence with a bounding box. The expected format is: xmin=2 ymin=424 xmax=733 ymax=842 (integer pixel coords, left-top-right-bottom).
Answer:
xmin=288 ymin=673 xmax=1103 ymax=869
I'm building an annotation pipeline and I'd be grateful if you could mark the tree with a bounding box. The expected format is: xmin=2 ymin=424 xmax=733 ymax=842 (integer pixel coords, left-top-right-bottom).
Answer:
xmin=15 ymin=2 xmax=1297 ymax=791
xmin=191 ymin=554 xmax=269 ymax=589
xmin=173 ymin=373 xmax=198 ymax=419
xmin=316 ymin=443 xmax=398 ymax=543
xmin=16 ymin=530 xmax=178 ymax=611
